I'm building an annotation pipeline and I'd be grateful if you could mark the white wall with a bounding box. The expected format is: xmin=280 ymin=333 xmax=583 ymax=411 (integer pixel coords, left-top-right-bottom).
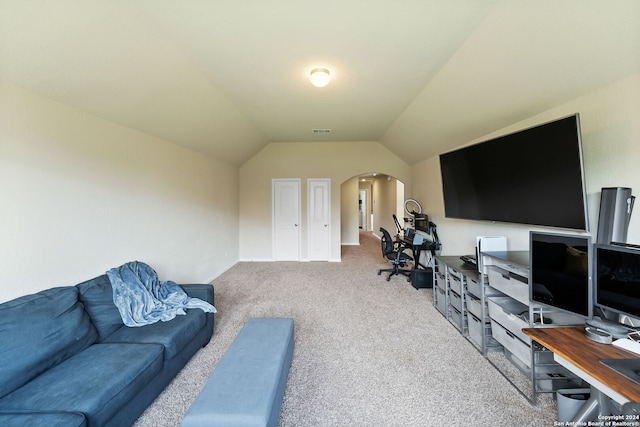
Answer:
xmin=372 ymin=175 xmax=402 ymax=239
xmin=359 ymin=180 xmax=373 ymax=232
xmin=238 ymin=141 xmax=411 ymax=261
xmin=410 ymin=73 xmax=640 ymax=255
xmin=0 ymin=84 xmax=239 ymax=303
xmin=6 ymin=73 xmax=634 ymax=303
xmin=340 ymin=177 xmax=360 ymax=246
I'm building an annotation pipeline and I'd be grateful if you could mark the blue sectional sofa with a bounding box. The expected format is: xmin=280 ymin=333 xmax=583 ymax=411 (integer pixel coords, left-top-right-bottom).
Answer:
xmin=0 ymin=274 xmax=214 ymax=427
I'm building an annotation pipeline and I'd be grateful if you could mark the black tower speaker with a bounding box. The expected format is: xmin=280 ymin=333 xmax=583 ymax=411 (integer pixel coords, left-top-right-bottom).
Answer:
xmin=596 ymin=187 xmax=635 ymax=245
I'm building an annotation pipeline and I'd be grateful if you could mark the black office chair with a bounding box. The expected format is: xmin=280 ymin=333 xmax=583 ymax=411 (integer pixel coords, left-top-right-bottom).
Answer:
xmin=378 ymin=227 xmax=413 ymax=281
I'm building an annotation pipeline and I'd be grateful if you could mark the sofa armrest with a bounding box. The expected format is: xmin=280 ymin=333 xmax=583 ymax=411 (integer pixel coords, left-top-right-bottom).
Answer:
xmin=0 ymin=411 xmax=86 ymax=427
xmin=180 ymin=284 xmax=215 ymax=344
xmin=180 ymin=284 xmax=214 ymax=305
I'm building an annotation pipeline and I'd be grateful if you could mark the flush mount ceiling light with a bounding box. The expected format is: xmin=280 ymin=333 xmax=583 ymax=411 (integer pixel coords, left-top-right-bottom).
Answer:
xmin=309 ymin=68 xmax=331 ymax=87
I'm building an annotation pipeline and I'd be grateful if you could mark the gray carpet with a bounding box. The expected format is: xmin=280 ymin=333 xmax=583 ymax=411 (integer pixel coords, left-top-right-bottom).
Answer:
xmin=134 ymin=231 xmax=558 ymax=426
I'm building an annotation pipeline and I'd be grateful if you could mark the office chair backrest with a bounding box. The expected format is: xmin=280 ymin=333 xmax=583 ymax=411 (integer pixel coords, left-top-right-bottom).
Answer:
xmin=379 ymin=228 xmax=395 ymax=256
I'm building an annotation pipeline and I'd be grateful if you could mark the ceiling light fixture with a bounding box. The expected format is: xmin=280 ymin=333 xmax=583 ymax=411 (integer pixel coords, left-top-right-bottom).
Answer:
xmin=309 ymin=68 xmax=331 ymax=87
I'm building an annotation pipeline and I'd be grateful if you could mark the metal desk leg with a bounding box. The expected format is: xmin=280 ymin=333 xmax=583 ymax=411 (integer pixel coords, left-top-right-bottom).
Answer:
xmin=572 ymin=387 xmax=610 ymax=423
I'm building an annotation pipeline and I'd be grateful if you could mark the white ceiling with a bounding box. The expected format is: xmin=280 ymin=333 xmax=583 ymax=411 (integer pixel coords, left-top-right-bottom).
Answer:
xmin=1 ymin=1 xmax=639 ymax=166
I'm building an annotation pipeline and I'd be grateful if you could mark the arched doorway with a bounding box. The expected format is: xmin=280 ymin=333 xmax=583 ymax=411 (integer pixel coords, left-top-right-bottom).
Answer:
xmin=340 ymin=173 xmax=406 ymax=247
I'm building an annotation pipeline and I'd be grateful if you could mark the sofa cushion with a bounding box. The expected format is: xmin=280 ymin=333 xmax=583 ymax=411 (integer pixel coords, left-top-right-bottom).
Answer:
xmin=0 ymin=343 xmax=163 ymax=427
xmin=102 ymin=308 xmax=206 ymax=360
xmin=0 ymin=287 xmax=98 ymax=399
xmin=76 ymin=274 xmax=124 ymax=341
xmin=0 ymin=411 xmax=86 ymax=427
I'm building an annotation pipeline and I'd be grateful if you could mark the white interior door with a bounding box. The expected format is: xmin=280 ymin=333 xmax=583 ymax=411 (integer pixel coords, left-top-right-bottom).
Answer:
xmin=308 ymin=179 xmax=331 ymax=261
xmin=273 ymin=179 xmax=301 ymax=261
xmin=359 ymin=190 xmax=367 ymax=230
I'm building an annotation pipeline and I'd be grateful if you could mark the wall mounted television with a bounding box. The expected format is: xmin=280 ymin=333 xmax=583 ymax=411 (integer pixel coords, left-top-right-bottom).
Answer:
xmin=595 ymin=243 xmax=640 ymax=319
xmin=530 ymin=231 xmax=592 ymax=319
xmin=439 ymin=114 xmax=589 ymax=230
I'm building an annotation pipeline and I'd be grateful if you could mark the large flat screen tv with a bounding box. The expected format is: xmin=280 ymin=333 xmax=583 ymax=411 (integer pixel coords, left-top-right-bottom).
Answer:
xmin=439 ymin=114 xmax=589 ymax=230
xmin=530 ymin=231 xmax=592 ymax=319
xmin=595 ymin=243 xmax=640 ymax=319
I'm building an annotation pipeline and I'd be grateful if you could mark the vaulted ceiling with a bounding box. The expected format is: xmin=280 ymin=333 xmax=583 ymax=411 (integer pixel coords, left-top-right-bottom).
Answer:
xmin=1 ymin=1 xmax=639 ymax=166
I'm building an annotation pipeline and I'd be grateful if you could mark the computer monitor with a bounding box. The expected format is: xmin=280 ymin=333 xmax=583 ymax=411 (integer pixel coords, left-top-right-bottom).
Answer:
xmin=530 ymin=231 xmax=592 ymax=319
xmin=595 ymin=243 xmax=640 ymax=319
xmin=413 ymin=213 xmax=430 ymax=234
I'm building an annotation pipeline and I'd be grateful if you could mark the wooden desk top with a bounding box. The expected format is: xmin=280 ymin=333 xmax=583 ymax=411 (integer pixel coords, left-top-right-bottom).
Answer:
xmin=523 ymin=327 xmax=640 ymax=403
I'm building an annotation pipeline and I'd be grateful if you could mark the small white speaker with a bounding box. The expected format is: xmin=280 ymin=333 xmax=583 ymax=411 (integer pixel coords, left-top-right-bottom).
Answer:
xmin=596 ymin=187 xmax=635 ymax=245
xmin=475 ymin=236 xmax=507 ymax=274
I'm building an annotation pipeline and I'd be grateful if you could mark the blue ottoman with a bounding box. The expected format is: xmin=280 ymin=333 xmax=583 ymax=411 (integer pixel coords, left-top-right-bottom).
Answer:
xmin=181 ymin=317 xmax=295 ymax=427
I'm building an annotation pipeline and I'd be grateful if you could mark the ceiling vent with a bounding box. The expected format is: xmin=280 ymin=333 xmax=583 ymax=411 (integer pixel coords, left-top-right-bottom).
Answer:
xmin=312 ymin=128 xmax=331 ymax=134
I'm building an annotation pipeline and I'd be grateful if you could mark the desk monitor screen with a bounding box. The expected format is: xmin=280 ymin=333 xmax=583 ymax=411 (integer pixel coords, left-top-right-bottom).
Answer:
xmin=413 ymin=213 xmax=429 ymax=234
xmin=595 ymin=244 xmax=640 ymax=319
xmin=530 ymin=231 xmax=592 ymax=319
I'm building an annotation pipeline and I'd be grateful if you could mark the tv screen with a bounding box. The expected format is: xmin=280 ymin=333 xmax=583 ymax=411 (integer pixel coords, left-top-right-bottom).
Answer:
xmin=595 ymin=244 xmax=640 ymax=319
xmin=530 ymin=231 xmax=592 ymax=319
xmin=439 ymin=114 xmax=588 ymax=230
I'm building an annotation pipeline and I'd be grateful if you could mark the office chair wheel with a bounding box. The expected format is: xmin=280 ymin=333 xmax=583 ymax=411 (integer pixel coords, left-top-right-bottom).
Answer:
xmin=377 ymin=271 xmax=381 ymax=276
xmin=386 ymin=277 xmax=391 ymax=282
